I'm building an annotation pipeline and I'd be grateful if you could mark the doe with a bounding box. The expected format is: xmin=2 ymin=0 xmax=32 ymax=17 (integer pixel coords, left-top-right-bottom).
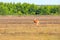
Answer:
xmin=33 ymin=18 xmax=39 ymax=26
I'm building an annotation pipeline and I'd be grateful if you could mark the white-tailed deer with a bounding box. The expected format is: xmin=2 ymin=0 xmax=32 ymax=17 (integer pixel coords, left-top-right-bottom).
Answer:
xmin=33 ymin=18 xmax=39 ymax=26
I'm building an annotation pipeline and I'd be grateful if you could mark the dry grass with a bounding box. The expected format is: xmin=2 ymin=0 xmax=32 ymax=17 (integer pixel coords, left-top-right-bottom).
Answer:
xmin=0 ymin=24 xmax=60 ymax=40
xmin=0 ymin=16 xmax=60 ymax=40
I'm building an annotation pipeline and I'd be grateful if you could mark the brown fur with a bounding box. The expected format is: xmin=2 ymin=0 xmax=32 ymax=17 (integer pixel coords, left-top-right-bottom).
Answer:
xmin=33 ymin=18 xmax=39 ymax=26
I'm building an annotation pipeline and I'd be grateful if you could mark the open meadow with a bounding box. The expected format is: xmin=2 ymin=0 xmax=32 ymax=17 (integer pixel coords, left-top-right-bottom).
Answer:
xmin=0 ymin=16 xmax=60 ymax=40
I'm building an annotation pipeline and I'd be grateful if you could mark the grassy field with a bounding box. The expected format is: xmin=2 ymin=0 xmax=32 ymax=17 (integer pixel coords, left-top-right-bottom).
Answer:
xmin=0 ymin=16 xmax=60 ymax=40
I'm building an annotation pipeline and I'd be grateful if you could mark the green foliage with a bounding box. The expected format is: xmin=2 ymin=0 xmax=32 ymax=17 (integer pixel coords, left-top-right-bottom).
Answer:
xmin=0 ymin=2 xmax=60 ymax=15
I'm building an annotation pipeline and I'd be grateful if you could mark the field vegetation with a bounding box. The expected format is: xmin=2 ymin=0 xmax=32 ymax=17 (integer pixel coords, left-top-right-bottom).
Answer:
xmin=0 ymin=2 xmax=60 ymax=40
xmin=0 ymin=2 xmax=60 ymax=15
xmin=0 ymin=16 xmax=60 ymax=40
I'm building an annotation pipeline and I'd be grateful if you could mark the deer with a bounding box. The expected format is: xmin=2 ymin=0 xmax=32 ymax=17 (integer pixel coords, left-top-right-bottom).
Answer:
xmin=33 ymin=18 xmax=39 ymax=26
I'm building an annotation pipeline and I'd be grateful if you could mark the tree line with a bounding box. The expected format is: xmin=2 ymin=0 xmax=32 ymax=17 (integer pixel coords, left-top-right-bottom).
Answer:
xmin=0 ymin=2 xmax=60 ymax=15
